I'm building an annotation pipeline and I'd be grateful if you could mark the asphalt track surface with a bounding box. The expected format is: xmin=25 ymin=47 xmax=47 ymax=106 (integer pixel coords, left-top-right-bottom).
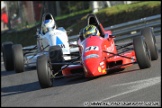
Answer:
xmin=1 ymin=36 xmax=161 ymax=107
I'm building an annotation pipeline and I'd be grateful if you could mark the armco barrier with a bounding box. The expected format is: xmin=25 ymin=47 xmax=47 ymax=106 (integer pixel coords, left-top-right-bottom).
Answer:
xmin=68 ymin=14 xmax=161 ymax=42
xmin=23 ymin=14 xmax=161 ymax=49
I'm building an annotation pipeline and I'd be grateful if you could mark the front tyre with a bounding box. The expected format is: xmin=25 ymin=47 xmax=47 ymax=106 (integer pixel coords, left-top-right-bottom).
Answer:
xmin=141 ymin=27 xmax=158 ymax=60
xmin=37 ymin=55 xmax=53 ymax=88
xmin=133 ymin=36 xmax=151 ymax=69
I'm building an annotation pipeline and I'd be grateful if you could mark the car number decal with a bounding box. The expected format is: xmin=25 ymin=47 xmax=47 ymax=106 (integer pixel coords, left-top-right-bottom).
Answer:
xmin=85 ymin=46 xmax=99 ymax=52
xmin=60 ymin=44 xmax=65 ymax=48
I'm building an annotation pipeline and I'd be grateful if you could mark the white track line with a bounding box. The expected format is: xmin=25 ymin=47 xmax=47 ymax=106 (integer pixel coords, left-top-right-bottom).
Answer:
xmin=101 ymin=76 xmax=161 ymax=101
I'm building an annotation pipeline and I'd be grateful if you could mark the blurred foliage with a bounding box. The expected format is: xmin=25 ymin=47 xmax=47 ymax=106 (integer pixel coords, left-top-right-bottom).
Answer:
xmin=1 ymin=1 xmax=161 ymax=47
xmin=55 ymin=9 xmax=92 ymax=20
xmin=59 ymin=1 xmax=90 ymax=15
xmin=67 ymin=1 xmax=161 ymax=36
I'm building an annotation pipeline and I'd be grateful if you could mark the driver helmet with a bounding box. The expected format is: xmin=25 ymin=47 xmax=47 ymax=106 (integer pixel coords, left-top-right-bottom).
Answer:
xmin=44 ymin=19 xmax=56 ymax=29
xmin=83 ymin=25 xmax=100 ymax=38
xmin=42 ymin=19 xmax=56 ymax=33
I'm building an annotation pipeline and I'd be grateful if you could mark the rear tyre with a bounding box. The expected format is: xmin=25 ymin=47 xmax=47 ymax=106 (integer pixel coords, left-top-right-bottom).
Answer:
xmin=12 ymin=44 xmax=25 ymax=73
xmin=37 ymin=55 xmax=53 ymax=88
xmin=141 ymin=27 xmax=158 ymax=60
xmin=49 ymin=45 xmax=64 ymax=76
xmin=2 ymin=41 xmax=13 ymax=47
xmin=133 ymin=36 xmax=151 ymax=69
xmin=2 ymin=42 xmax=14 ymax=71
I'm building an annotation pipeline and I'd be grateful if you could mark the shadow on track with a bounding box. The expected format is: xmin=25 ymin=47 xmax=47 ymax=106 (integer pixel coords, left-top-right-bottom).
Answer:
xmin=1 ymin=67 xmax=140 ymax=97
xmin=1 ymin=66 xmax=36 ymax=76
xmin=1 ymin=81 xmax=40 ymax=97
xmin=1 ymin=75 xmax=87 ymax=97
xmin=1 ymin=70 xmax=15 ymax=76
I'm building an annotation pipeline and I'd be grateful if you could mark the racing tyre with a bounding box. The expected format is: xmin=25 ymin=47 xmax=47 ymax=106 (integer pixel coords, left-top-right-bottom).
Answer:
xmin=12 ymin=44 xmax=24 ymax=73
xmin=133 ymin=36 xmax=151 ymax=69
xmin=37 ymin=55 xmax=53 ymax=88
xmin=49 ymin=45 xmax=64 ymax=76
xmin=2 ymin=41 xmax=13 ymax=49
xmin=141 ymin=27 xmax=158 ymax=60
xmin=2 ymin=42 xmax=14 ymax=71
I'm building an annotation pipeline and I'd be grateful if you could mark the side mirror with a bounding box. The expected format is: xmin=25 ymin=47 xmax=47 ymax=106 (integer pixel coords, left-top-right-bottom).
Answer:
xmin=66 ymin=29 xmax=73 ymax=34
xmin=37 ymin=28 xmax=40 ymax=32
xmin=109 ymin=34 xmax=115 ymax=38
xmin=35 ymin=28 xmax=41 ymax=38
xmin=35 ymin=35 xmax=40 ymax=38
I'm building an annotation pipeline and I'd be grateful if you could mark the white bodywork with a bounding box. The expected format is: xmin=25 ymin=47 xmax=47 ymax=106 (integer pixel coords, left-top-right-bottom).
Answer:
xmin=38 ymin=27 xmax=70 ymax=54
xmin=23 ymin=12 xmax=80 ymax=67
xmin=25 ymin=27 xmax=72 ymax=67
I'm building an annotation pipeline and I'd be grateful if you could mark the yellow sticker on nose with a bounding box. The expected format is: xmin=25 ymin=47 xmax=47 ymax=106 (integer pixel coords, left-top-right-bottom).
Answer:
xmin=102 ymin=69 xmax=106 ymax=73
xmin=98 ymin=66 xmax=101 ymax=72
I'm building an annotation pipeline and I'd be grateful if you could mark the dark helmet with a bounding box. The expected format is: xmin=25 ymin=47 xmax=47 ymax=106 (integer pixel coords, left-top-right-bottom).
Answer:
xmin=83 ymin=25 xmax=100 ymax=38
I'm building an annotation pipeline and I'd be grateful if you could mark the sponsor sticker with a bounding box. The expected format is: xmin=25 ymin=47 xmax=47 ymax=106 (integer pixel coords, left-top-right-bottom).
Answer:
xmin=84 ymin=54 xmax=99 ymax=60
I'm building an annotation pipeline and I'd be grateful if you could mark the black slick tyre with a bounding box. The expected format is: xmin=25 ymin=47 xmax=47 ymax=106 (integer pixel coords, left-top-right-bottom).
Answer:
xmin=37 ymin=55 xmax=53 ymax=88
xmin=12 ymin=44 xmax=24 ymax=73
xmin=133 ymin=36 xmax=151 ymax=69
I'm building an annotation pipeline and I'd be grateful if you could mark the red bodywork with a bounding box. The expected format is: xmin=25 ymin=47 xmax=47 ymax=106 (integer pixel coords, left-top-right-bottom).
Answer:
xmin=62 ymin=29 xmax=136 ymax=78
xmin=62 ymin=14 xmax=136 ymax=78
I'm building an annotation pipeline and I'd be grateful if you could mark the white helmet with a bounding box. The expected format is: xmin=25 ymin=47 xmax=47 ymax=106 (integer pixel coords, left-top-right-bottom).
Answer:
xmin=42 ymin=19 xmax=55 ymax=34
xmin=41 ymin=13 xmax=56 ymax=34
xmin=44 ymin=19 xmax=55 ymax=28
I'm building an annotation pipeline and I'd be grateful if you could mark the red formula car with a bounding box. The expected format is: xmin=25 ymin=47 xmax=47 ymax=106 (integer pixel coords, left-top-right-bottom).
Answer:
xmin=36 ymin=14 xmax=158 ymax=88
